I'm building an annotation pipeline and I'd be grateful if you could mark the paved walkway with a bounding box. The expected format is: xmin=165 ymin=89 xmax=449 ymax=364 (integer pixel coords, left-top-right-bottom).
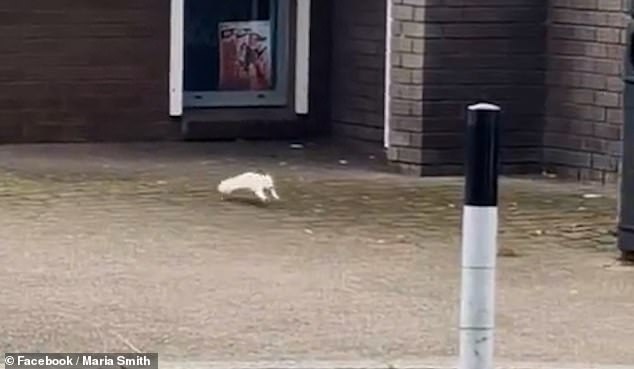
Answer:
xmin=0 ymin=142 xmax=632 ymax=366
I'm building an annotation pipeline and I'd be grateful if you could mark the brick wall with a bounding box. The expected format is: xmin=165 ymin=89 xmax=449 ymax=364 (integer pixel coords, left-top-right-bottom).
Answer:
xmin=544 ymin=0 xmax=627 ymax=183
xmin=0 ymin=0 xmax=176 ymax=142
xmin=386 ymin=0 xmax=548 ymax=175
xmin=330 ymin=0 xmax=387 ymax=150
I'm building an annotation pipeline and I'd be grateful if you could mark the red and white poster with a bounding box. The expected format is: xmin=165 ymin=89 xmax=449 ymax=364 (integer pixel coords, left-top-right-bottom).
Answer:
xmin=218 ymin=20 xmax=272 ymax=91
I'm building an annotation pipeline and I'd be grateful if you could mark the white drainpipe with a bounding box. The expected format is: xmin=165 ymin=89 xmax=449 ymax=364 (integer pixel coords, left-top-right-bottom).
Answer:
xmin=383 ymin=0 xmax=393 ymax=148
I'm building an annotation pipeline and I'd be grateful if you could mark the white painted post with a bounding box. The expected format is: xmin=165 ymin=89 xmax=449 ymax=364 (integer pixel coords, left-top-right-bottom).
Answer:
xmin=383 ymin=0 xmax=393 ymax=148
xmin=459 ymin=102 xmax=501 ymax=369
xmin=619 ymin=17 xmax=634 ymax=259
xmin=169 ymin=0 xmax=184 ymax=117
xmin=294 ymin=0 xmax=311 ymax=115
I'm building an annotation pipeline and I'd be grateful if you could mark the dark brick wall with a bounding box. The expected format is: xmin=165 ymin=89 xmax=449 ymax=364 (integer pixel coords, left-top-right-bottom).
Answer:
xmin=330 ymin=0 xmax=387 ymax=150
xmin=1 ymin=0 xmax=627 ymax=185
xmin=0 ymin=0 xmax=176 ymax=142
xmin=386 ymin=0 xmax=548 ymax=176
xmin=544 ymin=0 xmax=627 ymax=183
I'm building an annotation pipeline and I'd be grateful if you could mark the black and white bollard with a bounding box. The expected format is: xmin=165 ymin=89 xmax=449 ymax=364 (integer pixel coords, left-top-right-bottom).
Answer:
xmin=459 ymin=102 xmax=501 ymax=369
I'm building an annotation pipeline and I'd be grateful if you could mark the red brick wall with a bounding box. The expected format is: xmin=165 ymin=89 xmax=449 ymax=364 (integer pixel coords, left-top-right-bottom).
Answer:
xmin=0 ymin=0 xmax=176 ymax=142
xmin=544 ymin=0 xmax=627 ymax=183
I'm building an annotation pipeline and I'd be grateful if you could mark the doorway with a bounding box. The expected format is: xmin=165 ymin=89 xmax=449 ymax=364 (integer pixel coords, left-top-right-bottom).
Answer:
xmin=183 ymin=0 xmax=290 ymax=108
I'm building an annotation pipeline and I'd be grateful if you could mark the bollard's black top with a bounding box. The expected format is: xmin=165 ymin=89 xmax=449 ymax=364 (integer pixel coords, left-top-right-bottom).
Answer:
xmin=465 ymin=103 xmax=500 ymax=207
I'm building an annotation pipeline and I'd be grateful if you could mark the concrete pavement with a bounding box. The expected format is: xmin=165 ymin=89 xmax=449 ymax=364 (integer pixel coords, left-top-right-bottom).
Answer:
xmin=2 ymin=359 xmax=633 ymax=369
xmin=158 ymin=359 xmax=634 ymax=369
xmin=0 ymin=142 xmax=631 ymax=366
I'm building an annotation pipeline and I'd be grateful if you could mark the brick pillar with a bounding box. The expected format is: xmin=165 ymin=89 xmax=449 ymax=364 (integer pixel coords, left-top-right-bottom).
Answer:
xmin=386 ymin=0 xmax=548 ymax=176
xmin=385 ymin=0 xmax=426 ymax=175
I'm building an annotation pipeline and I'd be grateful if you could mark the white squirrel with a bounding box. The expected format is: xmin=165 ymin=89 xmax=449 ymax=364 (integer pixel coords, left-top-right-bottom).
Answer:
xmin=217 ymin=171 xmax=280 ymax=202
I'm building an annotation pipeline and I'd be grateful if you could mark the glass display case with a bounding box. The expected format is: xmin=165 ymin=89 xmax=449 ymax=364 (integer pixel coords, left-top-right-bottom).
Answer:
xmin=183 ymin=0 xmax=290 ymax=108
